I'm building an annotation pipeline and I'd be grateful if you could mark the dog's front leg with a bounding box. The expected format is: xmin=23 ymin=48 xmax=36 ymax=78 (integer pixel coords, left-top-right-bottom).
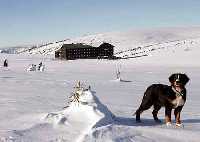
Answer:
xmin=165 ymin=107 xmax=172 ymax=125
xmin=174 ymin=106 xmax=183 ymax=126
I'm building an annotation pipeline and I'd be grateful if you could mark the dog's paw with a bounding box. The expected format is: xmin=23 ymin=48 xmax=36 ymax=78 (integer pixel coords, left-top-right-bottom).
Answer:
xmin=175 ymin=123 xmax=184 ymax=128
xmin=166 ymin=122 xmax=172 ymax=126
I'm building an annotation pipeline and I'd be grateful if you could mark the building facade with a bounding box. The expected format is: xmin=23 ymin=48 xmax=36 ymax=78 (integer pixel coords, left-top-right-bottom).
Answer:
xmin=55 ymin=43 xmax=114 ymax=60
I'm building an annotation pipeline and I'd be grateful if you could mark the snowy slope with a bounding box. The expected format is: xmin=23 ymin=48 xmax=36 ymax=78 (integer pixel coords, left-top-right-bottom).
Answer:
xmin=15 ymin=26 xmax=200 ymax=58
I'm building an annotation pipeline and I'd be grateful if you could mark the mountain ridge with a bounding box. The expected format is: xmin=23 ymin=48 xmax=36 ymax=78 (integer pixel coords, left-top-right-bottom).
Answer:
xmin=2 ymin=26 xmax=200 ymax=59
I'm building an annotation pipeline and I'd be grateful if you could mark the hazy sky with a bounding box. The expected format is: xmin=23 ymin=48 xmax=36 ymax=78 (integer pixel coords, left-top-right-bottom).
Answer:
xmin=0 ymin=0 xmax=200 ymax=47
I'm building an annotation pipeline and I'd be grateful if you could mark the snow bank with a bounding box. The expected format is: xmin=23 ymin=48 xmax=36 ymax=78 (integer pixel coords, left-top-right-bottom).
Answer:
xmin=0 ymin=86 xmax=115 ymax=142
xmin=44 ymin=88 xmax=115 ymax=141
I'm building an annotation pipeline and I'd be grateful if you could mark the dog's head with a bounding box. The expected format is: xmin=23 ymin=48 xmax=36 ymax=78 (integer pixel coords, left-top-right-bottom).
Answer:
xmin=169 ymin=73 xmax=189 ymax=90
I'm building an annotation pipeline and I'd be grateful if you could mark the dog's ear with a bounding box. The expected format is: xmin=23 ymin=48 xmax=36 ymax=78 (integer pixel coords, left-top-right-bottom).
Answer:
xmin=169 ymin=74 xmax=176 ymax=84
xmin=182 ymin=74 xmax=190 ymax=85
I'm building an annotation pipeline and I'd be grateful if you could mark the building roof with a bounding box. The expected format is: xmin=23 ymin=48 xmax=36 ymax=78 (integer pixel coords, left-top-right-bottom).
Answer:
xmin=99 ymin=42 xmax=114 ymax=48
xmin=61 ymin=43 xmax=96 ymax=49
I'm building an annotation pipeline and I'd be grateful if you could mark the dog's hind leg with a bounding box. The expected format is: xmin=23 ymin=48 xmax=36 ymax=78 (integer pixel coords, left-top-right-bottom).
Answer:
xmin=135 ymin=108 xmax=142 ymax=123
xmin=135 ymin=99 xmax=154 ymax=123
xmin=135 ymin=86 xmax=155 ymax=123
xmin=152 ymin=104 xmax=161 ymax=123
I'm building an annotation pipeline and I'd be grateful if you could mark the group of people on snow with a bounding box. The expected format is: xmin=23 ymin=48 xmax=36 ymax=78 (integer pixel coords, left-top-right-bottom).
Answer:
xmin=2 ymin=59 xmax=45 ymax=72
xmin=26 ymin=61 xmax=45 ymax=72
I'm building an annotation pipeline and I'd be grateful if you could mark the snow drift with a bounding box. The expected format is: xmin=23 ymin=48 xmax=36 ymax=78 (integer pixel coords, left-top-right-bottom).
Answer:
xmin=44 ymin=87 xmax=115 ymax=141
xmin=0 ymin=84 xmax=115 ymax=142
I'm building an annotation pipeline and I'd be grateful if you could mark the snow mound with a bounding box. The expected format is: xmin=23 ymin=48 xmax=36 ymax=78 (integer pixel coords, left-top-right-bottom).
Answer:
xmin=0 ymin=84 xmax=115 ymax=142
xmin=44 ymin=88 xmax=115 ymax=141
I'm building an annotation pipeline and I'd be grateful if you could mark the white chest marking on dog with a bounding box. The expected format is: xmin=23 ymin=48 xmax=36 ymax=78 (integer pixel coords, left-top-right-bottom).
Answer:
xmin=171 ymin=87 xmax=185 ymax=108
xmin=172 ymin=96 xmax=185 ymax=108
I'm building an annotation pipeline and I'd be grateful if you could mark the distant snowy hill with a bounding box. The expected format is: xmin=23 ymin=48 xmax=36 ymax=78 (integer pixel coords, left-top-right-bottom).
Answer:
xmin=11 ymin=27 xmax=200 ymax=59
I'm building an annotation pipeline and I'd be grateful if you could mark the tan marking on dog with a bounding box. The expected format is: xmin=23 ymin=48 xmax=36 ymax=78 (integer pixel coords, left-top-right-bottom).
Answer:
xmin=175 ymin=111 xmax=181 ymax=124
xmin=165 ymin=115 xmax=171 ymax=124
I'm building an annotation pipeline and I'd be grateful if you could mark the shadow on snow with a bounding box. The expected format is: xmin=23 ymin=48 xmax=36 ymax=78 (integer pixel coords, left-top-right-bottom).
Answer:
xmin=112 ymin=116 xmax=200 ymax=127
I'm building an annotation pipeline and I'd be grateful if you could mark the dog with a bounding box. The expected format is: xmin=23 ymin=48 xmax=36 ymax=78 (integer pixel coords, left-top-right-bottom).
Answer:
xmin=135 ymin=73 xmax=189 ymax=126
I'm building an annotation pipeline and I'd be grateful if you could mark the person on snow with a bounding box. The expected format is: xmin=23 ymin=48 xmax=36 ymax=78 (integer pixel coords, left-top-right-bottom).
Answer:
xmin=3 ymin=59 xmax=8 ymax=67
xmin=38 ymin=62 xmax=42 ymax=71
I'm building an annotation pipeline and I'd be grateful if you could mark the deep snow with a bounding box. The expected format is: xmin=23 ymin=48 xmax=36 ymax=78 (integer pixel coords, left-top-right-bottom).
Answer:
xmin=0 ymin=27 xmax=200 ymax=142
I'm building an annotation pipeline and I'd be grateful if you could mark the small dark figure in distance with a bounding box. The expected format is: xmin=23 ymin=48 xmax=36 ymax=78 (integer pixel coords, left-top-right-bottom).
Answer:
xmin=38 ymin=62 xmax=42 ymax=71
xmin=134 ymin=73 xmax=189 ymax=127
xmin=3 ymin=59 xmax=8 ymax=67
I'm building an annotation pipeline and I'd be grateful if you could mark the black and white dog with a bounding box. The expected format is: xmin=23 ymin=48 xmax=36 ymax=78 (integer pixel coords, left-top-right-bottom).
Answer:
xmin=135 ymin=73 xmax=189 ymax=126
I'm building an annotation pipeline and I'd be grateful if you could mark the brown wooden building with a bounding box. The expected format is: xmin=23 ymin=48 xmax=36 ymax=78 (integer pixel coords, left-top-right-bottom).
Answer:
xmin=55 ymin=43 xmax=114 ymax=60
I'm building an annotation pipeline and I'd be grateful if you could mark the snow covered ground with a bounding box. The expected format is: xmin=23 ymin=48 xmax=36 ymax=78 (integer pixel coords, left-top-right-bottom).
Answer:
xmin=0 ymin=27 xmax=200 ymax=142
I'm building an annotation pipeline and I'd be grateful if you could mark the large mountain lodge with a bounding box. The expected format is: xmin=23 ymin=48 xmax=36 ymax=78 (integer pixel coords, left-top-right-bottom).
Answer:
xmin=55 ymin=42 xmax=114 ymax=60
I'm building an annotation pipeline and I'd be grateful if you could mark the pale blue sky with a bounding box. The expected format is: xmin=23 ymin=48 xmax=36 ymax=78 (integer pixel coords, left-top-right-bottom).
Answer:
xmin=0 ymin=0 xmax=200 ymax=47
